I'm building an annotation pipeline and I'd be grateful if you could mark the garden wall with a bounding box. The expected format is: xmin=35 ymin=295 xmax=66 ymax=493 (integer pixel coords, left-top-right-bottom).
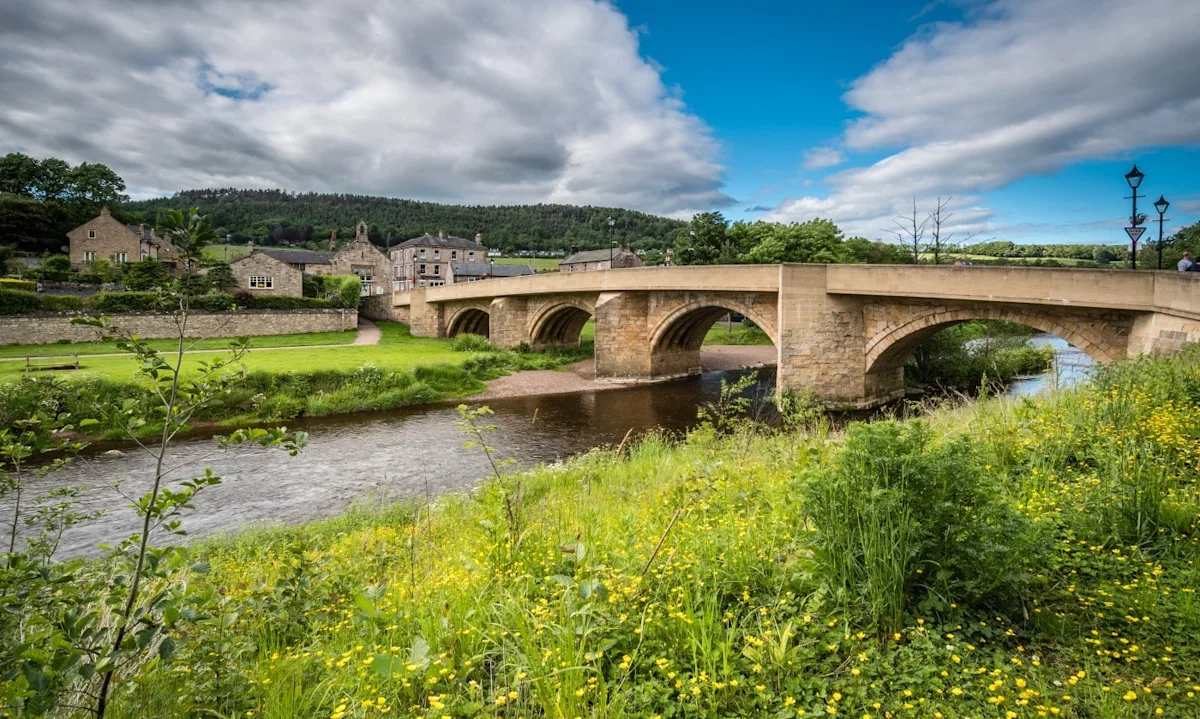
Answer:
xmin=0 ymin=308 xmax=357 ymax=346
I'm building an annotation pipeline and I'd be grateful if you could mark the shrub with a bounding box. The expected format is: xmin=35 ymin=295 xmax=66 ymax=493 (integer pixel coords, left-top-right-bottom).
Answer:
xmin=70 ymin=272 xmax=104 ymax=284
xmin=0 ymin=289 xmax=41 ymax=315
xmin=205 ymin=263 xmax=236 ymax=292
xmin=451 ymin=333 xmax=493 ymax=352
xmin=38 ymin=294 xmax=83 ymax=311
xmin=0 ymin=278 xmax=35 ymax=292
xmin=123 ymin=259 xmax=171 ymax=290
xmin=302 ymin=277 xmax=319 ymax=298
xmin=86 ymin=291 xmax=165 ymax=313
xmin=42 ymin=254 xmax=71 ymax=273
xmin=241 ymin=295 xmax=331 ymax=310
xmin=191 ymin=294 xmax=237 ymax=312
xmin=803 ymin=420 xmax=1034 ymax=633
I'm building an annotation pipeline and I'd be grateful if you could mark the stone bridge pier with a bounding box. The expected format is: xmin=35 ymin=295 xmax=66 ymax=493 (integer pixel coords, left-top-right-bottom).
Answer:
xmin=388 ymin=264 xmax=1200 ymax=408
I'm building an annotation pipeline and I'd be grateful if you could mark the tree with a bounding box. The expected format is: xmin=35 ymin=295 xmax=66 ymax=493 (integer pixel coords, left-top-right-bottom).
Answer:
xmin=206 ymin=262 xmax=236 ymax=291
xmin=892 ymin=196 xmax=929 ymax=264
xmin=0 ymin=153 xmax=41 ymax=196
xmin=926 ymin=196 xmax=961 ymax=265
xmin=842 ymin=237 xmax=914 ymax=264
xmin=156 ymin=207 xmax=218 ymax=272
xmin=739 ymin=219 xmax=845 ymax=264
xmin=123 ymin=259 xmax=171 ymax=290
xmin=66 ymin=162 xmax=128 ymax=206
xmin=0 ymin=194 xmax=71 ymax=253
xmin=33 ymin=158 xmax=72 ymax=201
xmin=674 ymin=212 xmax=733 ymax=265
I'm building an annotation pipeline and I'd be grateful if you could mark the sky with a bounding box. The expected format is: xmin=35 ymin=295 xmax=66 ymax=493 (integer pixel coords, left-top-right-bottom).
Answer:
xmin=1 ymin=0 xmax=1198 ymax=245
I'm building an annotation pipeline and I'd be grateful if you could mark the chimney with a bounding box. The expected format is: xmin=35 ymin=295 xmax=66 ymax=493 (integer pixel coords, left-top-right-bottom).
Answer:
xmin=439 ymin=230 xmax=445 ymax=239
xmin=99 ymin=206 xmax=111 ymax=217
xmin=475 ymin=233 xmax=483 ymax=245
xmin=247 ymin=240 xmax=254 ymax=252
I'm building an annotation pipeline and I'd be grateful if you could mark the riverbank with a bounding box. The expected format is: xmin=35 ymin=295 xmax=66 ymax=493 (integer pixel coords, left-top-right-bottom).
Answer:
xmin=12 ymin=349 xmax=1199 ymax=717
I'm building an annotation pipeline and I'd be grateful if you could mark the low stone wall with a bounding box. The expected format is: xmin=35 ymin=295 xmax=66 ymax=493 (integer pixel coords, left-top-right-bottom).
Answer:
xmin=359 ymin=293 xmax=404 ymax=322
xmin=0 ymin=308 xmax=357 ymax=346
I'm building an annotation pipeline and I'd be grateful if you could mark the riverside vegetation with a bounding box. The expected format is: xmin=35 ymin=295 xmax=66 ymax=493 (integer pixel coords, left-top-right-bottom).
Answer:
xmin=3 ymin=293 xmax=1200 ymax=716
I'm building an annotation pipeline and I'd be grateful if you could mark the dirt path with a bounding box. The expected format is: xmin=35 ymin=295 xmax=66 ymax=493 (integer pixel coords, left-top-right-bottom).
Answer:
xmin=473 ymin=345 xmax=778 ymax=401
xmin=352 ymin=318 xmax=381 ymax=346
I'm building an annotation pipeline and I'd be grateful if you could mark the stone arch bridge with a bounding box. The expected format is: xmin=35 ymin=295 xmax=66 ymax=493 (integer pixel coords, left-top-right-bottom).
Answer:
xmin=376 ymin=265 xmax=1200 ymax=408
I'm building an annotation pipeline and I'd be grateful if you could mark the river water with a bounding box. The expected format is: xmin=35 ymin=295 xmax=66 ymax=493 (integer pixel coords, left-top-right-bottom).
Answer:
xmin=9 ymin=335 xmax=1092 ymax=557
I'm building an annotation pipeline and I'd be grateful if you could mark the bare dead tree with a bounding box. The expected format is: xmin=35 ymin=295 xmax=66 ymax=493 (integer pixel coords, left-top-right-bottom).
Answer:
xmin=892 ymin=196 xmax=929 ymax=264
xmin=927 ymin=195 xmax=957 ymax=265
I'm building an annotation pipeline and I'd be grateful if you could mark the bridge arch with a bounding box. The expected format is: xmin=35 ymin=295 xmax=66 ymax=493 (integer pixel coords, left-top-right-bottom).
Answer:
xmin=446 ymin=304 xmax=491 ymax=338
xmin=528 ymin=298 xmax=596 ymax=348
xmin=650 ymin=298 xmax=779 ymax=352
xmin=864 ymin=307 xmax=1117 ymax=376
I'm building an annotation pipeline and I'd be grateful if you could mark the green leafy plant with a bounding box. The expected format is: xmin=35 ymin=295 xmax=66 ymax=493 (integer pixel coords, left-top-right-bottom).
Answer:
xmin=450 ymin=332 xmax=493 ymax=352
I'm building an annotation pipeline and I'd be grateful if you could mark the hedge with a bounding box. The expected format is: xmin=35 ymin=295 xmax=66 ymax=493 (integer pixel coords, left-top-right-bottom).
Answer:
xmin=0 ymin=289 xmax=40 ymax=315
xmin=0 ymin=289 xmax=82 ymax=315
xmin=0 ymin=278 xmax=36 ymax=292
xmin=84 ymin=291 xmax=335 ymax=313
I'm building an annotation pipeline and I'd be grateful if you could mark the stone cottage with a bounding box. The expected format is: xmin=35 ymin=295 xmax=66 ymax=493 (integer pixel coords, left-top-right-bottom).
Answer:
xmin=325 ymin=221 xmax=392 ymax=296
xmin=229 ymin=251 xmax=303 ymax=296
xmin=559 ymin=247 xmax=642 ymax=272
xmin=67 ymin=207 xmax=181 ymax=269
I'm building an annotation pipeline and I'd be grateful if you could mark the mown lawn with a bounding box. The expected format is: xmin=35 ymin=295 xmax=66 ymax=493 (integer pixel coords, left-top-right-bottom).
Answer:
xmin=0 ymin=323 xmax=463 ymax=382
xmin=578 ymin=319 xmax=772 ymax=346
xmin=0 ymin=330 xmax=355 ymax=359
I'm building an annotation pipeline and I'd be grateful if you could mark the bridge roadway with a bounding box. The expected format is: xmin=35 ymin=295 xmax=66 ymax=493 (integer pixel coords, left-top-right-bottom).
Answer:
xmin=373 ymin=264 xmax=1200 ymax=408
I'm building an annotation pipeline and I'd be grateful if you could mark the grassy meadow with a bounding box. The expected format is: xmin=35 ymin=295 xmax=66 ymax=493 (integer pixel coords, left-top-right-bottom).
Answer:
xmin=0 ymin=330 xmax=355 ymax=360
xmin=32 ymin=348 xmax=1195 ymax=719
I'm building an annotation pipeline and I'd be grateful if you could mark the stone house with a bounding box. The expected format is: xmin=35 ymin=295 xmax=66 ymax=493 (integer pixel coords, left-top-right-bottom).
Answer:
xmin=259 ymin=248 xmax=336 ymax=273
xmin=390 ymin=231 xmax=486 ymax=290
xmin=228 ymin=251 xmax=303 ymax=296
xmin=326 ymin=221 xmax=392 ymax=296
xmin=560 ymin=247 xmax=643 ymax=272
xmin=451 ymin=261 xmax=536 ymax=283
xmin=67 ymin=206 xmax=181 ymax=269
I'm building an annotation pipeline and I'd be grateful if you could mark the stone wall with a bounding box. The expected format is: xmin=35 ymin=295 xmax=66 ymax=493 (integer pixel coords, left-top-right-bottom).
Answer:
xmin=67 ymin=208 xmax=145 ymax=267
xmin=0 ymin=308 xmax=356 ymax=346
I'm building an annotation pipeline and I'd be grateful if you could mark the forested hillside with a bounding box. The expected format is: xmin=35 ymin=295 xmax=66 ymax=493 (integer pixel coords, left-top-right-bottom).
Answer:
xmin=123 ymin=189 xmax=686 ymax=253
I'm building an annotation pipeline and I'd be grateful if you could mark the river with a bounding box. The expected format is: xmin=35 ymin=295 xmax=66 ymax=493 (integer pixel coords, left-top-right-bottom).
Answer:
xmin=8 ymin=335 xmax=1092 ymax=557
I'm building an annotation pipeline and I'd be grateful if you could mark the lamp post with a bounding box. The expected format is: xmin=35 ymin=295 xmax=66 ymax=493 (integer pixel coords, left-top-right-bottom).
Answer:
xmin=607 ymin=216 xmax=615 ymax=267
xmin=1154 ymin=195 xmax=1170 ymax=270
xmin=1124 ymin=164 xmax=1146 ymax=270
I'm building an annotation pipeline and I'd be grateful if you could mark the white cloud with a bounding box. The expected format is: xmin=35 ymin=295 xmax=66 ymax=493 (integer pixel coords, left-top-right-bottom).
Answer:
xmin=802 ymin=146 xmax=844 ymax=170
xmin=0 ymin=0 xmax=731 ymax=215
xmin=768 ymin=0 xmax=1200 ymax=238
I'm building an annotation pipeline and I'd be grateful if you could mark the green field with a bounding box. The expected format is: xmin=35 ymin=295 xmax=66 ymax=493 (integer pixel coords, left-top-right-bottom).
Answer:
xmin=492 ymin=256 xmax=562 ymax=271
xmin=1 ymin=323 xmax=461 ymax=382
xmin=0 ymin=330 xmax=355 ymax=360
xmin=202 ymin=244 xmax=251 ymax=261
xmin=578 ymin=319 xmax=771 ymax=345
xmin=924 ymin=252 xmax=1097 ymax=266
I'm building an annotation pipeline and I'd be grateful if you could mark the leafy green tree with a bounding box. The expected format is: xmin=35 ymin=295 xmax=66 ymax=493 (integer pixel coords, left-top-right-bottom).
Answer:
xmin=641 ymin=248 xmax=665 ymax=266
xmin=0 ymin=153 xmax=42 ymax=196
xmin=33 ymin=158 xmax=72 ymax=201
xmin=674 ymin=212 xmax=736 ymax=265
xmin=739 ymin=219 xmax=845 ymax=264
xmin=842 ymin=237 xmax=914 ymax=264
xmin=156 ymin=207 xmax=218 ymax=272
xmin=0 ymin=194 xmax=71 ymax=253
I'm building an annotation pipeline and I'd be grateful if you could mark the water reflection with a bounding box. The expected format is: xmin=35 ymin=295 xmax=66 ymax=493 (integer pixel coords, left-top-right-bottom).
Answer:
xmin=1006 ymin=334 xmax=1096 ymax=397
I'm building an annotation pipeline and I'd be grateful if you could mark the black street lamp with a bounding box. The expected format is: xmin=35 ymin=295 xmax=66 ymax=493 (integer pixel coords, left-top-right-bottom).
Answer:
xmin=1124 ymin=164 xmax=1146 ymax=270
xmin=1154 ymin=194 xmax=1170 ymax=270
xmin=607 ymin=216 xmax=615 ymax=266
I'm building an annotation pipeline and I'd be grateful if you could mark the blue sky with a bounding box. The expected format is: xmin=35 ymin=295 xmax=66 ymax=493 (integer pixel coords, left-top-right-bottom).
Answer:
xmin=618 ymin=0 xmax=1199 ymax=244
xmin=2 ymin=0 xmax=1197 ymax=246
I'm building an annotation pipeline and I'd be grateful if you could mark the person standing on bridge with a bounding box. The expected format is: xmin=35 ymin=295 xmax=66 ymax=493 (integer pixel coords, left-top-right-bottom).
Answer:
xmin=1179 ymin=252 xmax=1195 ymax=272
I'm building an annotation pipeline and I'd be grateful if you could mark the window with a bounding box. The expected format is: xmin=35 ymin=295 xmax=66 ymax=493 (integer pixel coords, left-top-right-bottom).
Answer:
xmin=87 ymin=230 xmax=96 ymax=239
xmin=468 ymin=251 xmax=475 ymax=261
xmin=141 ymin=250 xmax=149 ymax=259
xmin=248 ymin=276 xmax=274 ymax=289
xmin=83 ymin=251 xmax=96 ymax=262
xmin=419 ymin=263 xmax=426 ymax=274
xmin=451 ymin=250 xmax=457 ymax=260
xmin=433 ymin=264 xmax=440 ymax=275
xmin=113 ymin=253 xmax=127 ymax=263
xmin=433 ymin=250 xmax=440 ymax=260
xmin=419 ymin=248 xmax=426 ymax=258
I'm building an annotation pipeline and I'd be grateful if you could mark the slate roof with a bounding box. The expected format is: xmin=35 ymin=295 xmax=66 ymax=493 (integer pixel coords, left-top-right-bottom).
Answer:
xmin=562 ymin=248 xmax=631 ymax=264
xmin=391 ymin=233 xmax=485 ymax=251
xmin=452 ymin=262 xmax=535 ymax=278
xmin=260 ymin=249 xmax=334 ymax=265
